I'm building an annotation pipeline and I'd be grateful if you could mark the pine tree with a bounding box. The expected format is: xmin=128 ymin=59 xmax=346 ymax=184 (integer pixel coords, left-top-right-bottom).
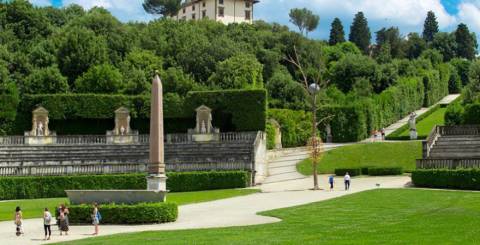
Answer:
xmin=349 ymin=12 xmax=371 ymax=54
xmin=329 ymin=18 xmax=345 ymax=45
xmin=455 ymin=23 xmax=477 ymax=60
xmin=422 ymin=11 xmax=439 ymax=43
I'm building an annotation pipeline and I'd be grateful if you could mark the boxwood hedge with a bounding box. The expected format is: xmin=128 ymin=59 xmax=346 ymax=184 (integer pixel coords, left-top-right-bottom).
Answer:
xmin=0 ymin=171 xmax=250 ymax=200
xmin=412 ymin=169 xmax=480 ymax=190
xmin=68 ymin=202 xmax=178 ymax=224
xmin=334 ymin=168 xmax=361 ymax=177
xmin=368 ymin=167 xmax=403 ymax=176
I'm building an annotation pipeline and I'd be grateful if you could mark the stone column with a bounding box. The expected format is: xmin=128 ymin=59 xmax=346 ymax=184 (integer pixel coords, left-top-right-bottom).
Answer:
xmin=147 ymin=73 xmax=167 ymax=192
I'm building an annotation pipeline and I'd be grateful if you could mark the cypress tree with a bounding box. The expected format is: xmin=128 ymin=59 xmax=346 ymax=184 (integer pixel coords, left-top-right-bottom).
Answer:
xmin=329 ymin=18 xmax=345 ymax=45
xmin=455 ymin=23 xmax=477 ymax=60
xmin=349 ymin=12 xmax=371 ymax=54
xmin=422 ymin=11 xmax=439 ymax=43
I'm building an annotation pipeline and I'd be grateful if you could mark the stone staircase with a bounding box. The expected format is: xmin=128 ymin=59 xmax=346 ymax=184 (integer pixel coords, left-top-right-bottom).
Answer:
xmin=428 ymin=135 xmax=480 ymax=159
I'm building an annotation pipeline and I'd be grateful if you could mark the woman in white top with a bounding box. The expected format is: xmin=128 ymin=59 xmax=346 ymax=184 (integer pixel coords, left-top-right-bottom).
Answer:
xmin=344 ymin=172 xmax=351 ymax=191
xmin=44 ymin=208 xmax=52 ymax=240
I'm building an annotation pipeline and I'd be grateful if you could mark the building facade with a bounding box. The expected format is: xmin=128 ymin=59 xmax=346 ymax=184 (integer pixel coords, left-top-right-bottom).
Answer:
xmin=172 ymin=0 xmax=259 ymax=24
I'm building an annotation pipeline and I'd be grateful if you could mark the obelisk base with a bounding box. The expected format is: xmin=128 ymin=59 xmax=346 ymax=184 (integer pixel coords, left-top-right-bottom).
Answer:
xmin=147 ymin=174 xmax=167 ymax=192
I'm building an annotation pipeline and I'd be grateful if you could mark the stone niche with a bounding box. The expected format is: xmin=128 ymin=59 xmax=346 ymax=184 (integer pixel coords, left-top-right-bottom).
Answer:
xmin=24 ymin=106 xmax=56 ymax=145
xmin=188 ymin=105 xmax=220 ymax=142
xmin=106 ymin=107 xmax=139 ymax=144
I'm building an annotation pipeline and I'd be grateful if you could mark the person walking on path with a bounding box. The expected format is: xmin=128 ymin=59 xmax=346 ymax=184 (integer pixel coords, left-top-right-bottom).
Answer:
xmin=381 ymin=128 xmax=386 ymax=141
xmin=43 ymin=208 xmax=52 ymax=240
xmin=92 ymin=202 xmax=100 ymax=235
xmin=14 ymin=206 xmax=23 ymax=236
xmin=328 ymin=175 xmax=335 ymax=191
xmin=344 ymin=172 xmax=351 ymax=191
xmin=58 ymin=204 xmax=69 ymax=236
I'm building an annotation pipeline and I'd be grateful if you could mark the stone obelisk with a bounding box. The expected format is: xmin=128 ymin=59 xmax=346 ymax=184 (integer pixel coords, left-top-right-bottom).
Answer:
xmin=147 ymin=72 xmax=167 ymax=192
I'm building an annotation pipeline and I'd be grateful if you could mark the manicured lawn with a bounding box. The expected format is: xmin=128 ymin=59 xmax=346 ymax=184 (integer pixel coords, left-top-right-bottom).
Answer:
xmin=398 ymin=107 xmax=446 ymax=139
xmin=0 ymin=189 xmax=258 ymax=221
xmin=57 ymin=189 xmax=480 ymax=244
xmin=297 ymin=141 xmax=421 ymax=175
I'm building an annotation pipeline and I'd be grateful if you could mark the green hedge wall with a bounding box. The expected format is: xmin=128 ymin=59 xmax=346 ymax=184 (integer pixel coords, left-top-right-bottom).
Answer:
xmin=10 ymin=89 xmax=266 ymax=134
xmin=267 ymin=109 xmax=312 ymax=147
xmin=68 ymin=202 xmax=178 ymax=224
xmin=368 ymin=167 xmax=403 ymax=176
xmin=412 ymin=169 xmax=480 ymax=190
xmin=318 ymin=105 xmax=367 ymax=142
xmin=0 ymin=171 xmax=250 ymax=200
xmin=334 ymin=168 xmax=361 ymax=176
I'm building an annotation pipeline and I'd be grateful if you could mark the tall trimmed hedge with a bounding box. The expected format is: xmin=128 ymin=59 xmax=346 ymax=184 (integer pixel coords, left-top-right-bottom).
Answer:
xmin=412 ymin=169 xmax=480 ymax=190
xmin=68 ymin=202 xmax=178 ymax=224
xmin=0 ymin=171 xmax=250 ymax=200
xmin=267 ymin=109 xmax=312 ymax=147
xmin=10 ymin=89 xmax=266 ymax=134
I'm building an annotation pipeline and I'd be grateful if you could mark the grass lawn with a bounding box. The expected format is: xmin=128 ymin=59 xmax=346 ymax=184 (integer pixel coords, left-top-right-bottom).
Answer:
xmin=57 ymin=189 xmax=480 ymax=245
xmin=297 ymin=141 xmax=421 ymax=175
xmin=398 ymin=107 xmax=446 ymax=138
xmin=0 ymin=189 xmax=258 ymax=222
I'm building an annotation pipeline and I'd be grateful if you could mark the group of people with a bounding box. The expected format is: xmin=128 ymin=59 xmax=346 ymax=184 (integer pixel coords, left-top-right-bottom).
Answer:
xmin=14 ymin=202 xmax=101 ymax=240
xmin=328 ymin=172 xmax=351 ymax=191
xmin=371 ymin=128 xmax=386 ymax=141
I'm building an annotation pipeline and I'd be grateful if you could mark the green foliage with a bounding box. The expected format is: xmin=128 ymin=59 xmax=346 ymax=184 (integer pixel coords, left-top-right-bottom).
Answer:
xmin=328 ymin=18 xmax=345 ymax=45
xmin=75 ymin=64 xmax=124 ymax=93
xmin=412 ymin=169 xmax=480 ymax=190
xmin=405 ymin=33 xmax=426 ymax=59
xmin=375 ymin=27 xmax=404 ymax=59
xmin=329 ymin=54 xmax=377 ymax=92
xmin=166 ymin=171 xmax=250 ymax=192
xmin=265 ymin=121 xmax=276 ymax=150
xmin=389 ymin=106 xmax=446 ymax=140
xmin=349 ymin=12 xmax=371 ymax=54
xmin=0 ymin=82 xmax=20 ymax=123
xmin=143 ymin=0 xmax=182 ymax=17
xmin=445 ymin=102 xmax=465 ymax=126
xmin=420 ymin=49 xmax=443 ymax=67
xmin=432 ymin=32 xmax=457 ymax=62
xmin=367 ymin=167 xmax=403 ymax=176
xmin=68 ymin=202 xmax=178 ymax=224
xmin=208 ymin=54 xmax=263 ymax=89
xmin=334 ymin=168 xmax=361 ymax=176
xmin=23 ymin=66 xmax=69 ymax=94
xmin=463 ymin=103 xmax=480 ymax=124
xmin=318 ymin=105 xmax=367 ymax=142
xmin=267 ymin=109 xmax=312 ymax=148
xmin=266 ymin=67 xmax=306 ymax=110
xmin=450 ymin=58 xmax=471 ymax=86
xmin=288 ymin=8 xmax=319 ymax=37
xmin=422 ymin=11 xmax=439 ymax=43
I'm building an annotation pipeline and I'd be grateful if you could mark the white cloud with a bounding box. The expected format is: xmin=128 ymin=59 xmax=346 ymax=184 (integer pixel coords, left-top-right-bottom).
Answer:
xmin=29 ymin=0 xmax=52 ymax=7
xmin=457 ymin=2 xmax=480 ymax=33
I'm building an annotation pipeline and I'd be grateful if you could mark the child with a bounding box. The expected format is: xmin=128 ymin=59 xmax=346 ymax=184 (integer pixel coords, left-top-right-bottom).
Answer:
xmin=92 ymin=202 xmax=100 ymax=235
xmin=44 ymin=208 xmax=52 ymax=240
xmin=14 ymin=206 xmax=23 ymax=236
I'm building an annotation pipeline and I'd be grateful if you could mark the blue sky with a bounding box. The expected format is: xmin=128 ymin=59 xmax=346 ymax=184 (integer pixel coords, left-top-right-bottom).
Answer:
xmin=30 ymin=0 xmax=480 ymax=40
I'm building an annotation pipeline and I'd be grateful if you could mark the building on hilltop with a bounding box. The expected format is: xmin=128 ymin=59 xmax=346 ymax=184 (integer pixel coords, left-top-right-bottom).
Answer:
xmin=171 ymin=0 xmax=259 ymax=24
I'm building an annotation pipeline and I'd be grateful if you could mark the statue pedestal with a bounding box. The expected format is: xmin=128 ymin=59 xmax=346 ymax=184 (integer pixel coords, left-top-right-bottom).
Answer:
xmin=191 ymin=133 xmax=220 ymax=142
xmin=24 ymin=134 xmax=57 ymax=145
xmin=410 ymin=130 xmax=418 ymax=140
xmin=147 ymin=174 xmax=167 ymax=192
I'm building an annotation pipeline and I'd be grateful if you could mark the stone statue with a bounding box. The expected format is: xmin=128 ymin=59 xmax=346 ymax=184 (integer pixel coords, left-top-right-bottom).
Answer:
xmin=37 ymin=122 xmax=44 ymax=136
xmin=25 ymin=106 xmax=56 ymax=144
xmin=326 ymin=123 xmax=333 ymax=143
xmin=409 ymin=112 xmax=417 ymax=140
xmin=188 ymin=105 xmax=220 ymax=142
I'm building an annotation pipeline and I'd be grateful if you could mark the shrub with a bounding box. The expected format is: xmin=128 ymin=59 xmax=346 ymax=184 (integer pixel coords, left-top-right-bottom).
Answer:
xmin=412 ymin=169 xmax=480 ymax=190
xmin=265 ymin=121 xmax=276 ymax=150
xmin=368 ymin=167 xmax=403 ymax=176
xmin=445 ymin=102 xmax=465 ymax=126
xmin=463 ymin=103 xmax=480 ymax=124
xmin=68 ymin=202 xmax=178 ymax=224
xmin=0 ymin=171 xmax=250 ymax=200
xmin=335 ymin=168 xmax=361 ymax=176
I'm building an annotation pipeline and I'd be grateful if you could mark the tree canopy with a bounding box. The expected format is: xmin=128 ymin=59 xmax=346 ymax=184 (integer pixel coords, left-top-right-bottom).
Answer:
xmin=349 ymin=12 xmax=371 ymax=54
xmin=329 ymin=18 xmax=345 ymax=46
xmin=289 ymin=8 xmax=319 ymax=37
xmin=143 ymin=0 xmax=182 ymax=17
xmin=422 ymin=11 xmax=439 ymax=43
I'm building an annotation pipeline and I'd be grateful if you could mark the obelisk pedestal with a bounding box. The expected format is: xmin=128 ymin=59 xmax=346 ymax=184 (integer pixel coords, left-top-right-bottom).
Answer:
xmin=147 ymin=72 xmax=167 ymax=193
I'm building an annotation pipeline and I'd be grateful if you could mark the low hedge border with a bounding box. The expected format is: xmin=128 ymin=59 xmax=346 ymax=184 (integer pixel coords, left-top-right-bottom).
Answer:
xmin=0 ymin=171 xmax=250 ymax=200
xmin=334 ymin=168 xmax=361 ymax=177
xmin=412 ymin=169 xmax=480 ymax=190
xmin=386 ymin=104 xmax=441 ymax=141
xmin=68 ymin=202 xmax=178 ymax=224
xmin=368 ymin=167 xmax=403 ymax=176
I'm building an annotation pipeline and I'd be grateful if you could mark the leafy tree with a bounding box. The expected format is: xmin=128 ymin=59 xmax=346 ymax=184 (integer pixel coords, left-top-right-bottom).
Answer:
xmin=373 ymin=62 xmax=398 ymax=93
xmin=432 ymin=32 xmax=457 ymax=62
xmin=455 ymin=23 xmax=477 ymax=60
xmin=450 ymin=58 xmax=472 ymax=86
xmin=289 ymin=8 xmax=319 ymax=37
xmin=57 ymin=27 xmax=109 ymax=83
xmin=420 ymin=49 xmax=443 ymax=67
xmin=266 ymin=67 xmax=307 ymax=110
xmin=0 ymin=81 xmax=19 ymax=123
xmin=329 ymin=18 xmax=345 ymax=45
xmin=5 ymin=0 xmax=52 ymax=41
xmin=143 ymin=0 xmax=182 ymax=17
xmin=74 ymin=64 xmax=123 ymax=93
xmin=349 ymin=12 xmax=371 ymax=54
xmin=375 ymin=43 xmax=392 ymax=64
xmin=422 ymin=11 xmax=439 ymax=43
xmin=329 ymin=54 xmax=377 ymax=92
xmin=405 ymin=32 xmax=426 ymax=59
xmin=208 ymin=54 xmax=263 ymax=89
xmin=375 ymin=27 xmax=404 ymax=59
xmin=122 ymin=68 xmax=150 ymax=95
xmin=23 ymin=66 xmax=69 ymax=94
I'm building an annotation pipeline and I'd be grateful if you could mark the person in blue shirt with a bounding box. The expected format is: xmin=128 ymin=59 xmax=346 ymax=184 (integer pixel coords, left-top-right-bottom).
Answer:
xmin=328 ymin=175 xmax=334 ymax=191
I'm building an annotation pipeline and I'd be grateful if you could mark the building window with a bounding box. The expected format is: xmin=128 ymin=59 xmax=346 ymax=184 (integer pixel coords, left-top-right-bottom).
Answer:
xmin=202 ymin=10 xmax=207 ymax=18
xmin=182 ymin=8 xmax=186 ymax=13
xmin=245 ymin=10 xmax=251 ymax=20
xmin=219 ymin=0 xmax=224 ymax=5
xmin=245 ymin=1 xmax=251 ymax=8
xmin=218 ymin=7 xmax=224 ymax=17
xmin=192 ymin=13 xmax=196 ymax=20
xmin=202 ymin=1 xmax=206 ymax=7
xmin=192 ymin=4 xmax=195 ymax=11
